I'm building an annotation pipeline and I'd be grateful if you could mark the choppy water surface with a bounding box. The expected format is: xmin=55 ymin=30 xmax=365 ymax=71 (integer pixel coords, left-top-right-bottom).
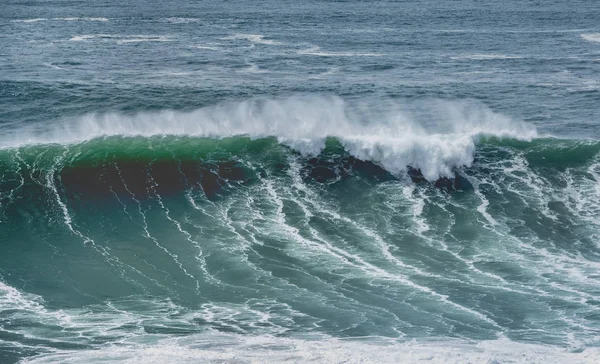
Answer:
xmin=1 ymin=1 xmax=600 ymax=363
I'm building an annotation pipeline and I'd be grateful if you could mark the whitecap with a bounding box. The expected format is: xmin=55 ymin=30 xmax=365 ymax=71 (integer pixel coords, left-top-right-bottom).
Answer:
xmin=298 ymin=46 xmax=382 ymax=57
xmin=222 ymin=34 xmax=282 ymax=45
xmin=195 ymin=45 xmax=220 ymax=50
xmin=12 ymin=18 xmax=47 ymax=23
xmin=0 ymin=96 xmax=537 ymax=182
xmin=43 ymin=63 xmax=65 ymax=70
xmin=53 ymin=17 xmax=109 ymax=22
xmin=581 ymin=33 xmax=600 ymax=43
xmin=69 ymin=34 xmax=105 ymax=41
xmin=163 ymin=17 xmax=199 ymax=24
xmin=450 ymin=53 xmax=524 ymax=60
xmin=116 ymin=36 xmax=173 ymax=44
xmin=69 ymin=34 xmax=172 ymax=43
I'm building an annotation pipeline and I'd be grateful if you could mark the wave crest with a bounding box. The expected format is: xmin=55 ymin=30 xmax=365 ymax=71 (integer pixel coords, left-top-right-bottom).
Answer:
xmin=2 ymin=96 xmax=536 ymax=181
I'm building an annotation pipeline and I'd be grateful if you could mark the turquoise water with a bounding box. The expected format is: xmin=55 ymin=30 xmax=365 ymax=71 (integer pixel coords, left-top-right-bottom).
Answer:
xmin=1 ymin=1 xmax=600 ymax=363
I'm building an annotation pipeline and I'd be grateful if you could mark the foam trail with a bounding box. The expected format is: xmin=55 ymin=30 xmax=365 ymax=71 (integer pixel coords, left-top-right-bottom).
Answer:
xmin=113 ymin=164 xmax=196 ymax=292
xmin=259 ymin=162 xmax=500 ymax=328
xmin=43 ymin=150 xmax=163 ymax=292
xmin=0 ymin=152 xmax=25 ymax=216
xmin=401 ymin=184 xmax=431 ymax=233
xmin=149 ymin=187 xmax=202 ymax=292
xmin=147 ymin=170 xmax=216 ymax=285
xmin=46 ymin=150 xmax=94 ymax=245
xmin=467 ymin=175 xmax=498 ymax=226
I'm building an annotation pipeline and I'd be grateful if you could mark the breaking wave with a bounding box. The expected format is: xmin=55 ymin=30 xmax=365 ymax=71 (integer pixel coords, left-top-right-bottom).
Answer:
xmin=1 ymin=96 xmax=538 ymax=181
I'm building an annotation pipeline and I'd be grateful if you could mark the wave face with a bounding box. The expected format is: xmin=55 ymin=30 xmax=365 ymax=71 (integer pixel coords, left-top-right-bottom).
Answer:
xmin=1 ymin=128 xmax=600 ymax=362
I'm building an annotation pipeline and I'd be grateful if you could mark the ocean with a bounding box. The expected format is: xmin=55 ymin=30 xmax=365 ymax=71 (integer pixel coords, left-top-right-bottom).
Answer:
xmin=1 ymin=0 xmax=600 ymax=362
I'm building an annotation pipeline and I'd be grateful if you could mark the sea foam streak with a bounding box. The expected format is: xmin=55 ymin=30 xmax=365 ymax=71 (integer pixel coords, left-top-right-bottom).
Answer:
xmin=298 ymin=46 xmax=383 ymax=57
xmin=0 ymin=96 xmax=536 ymax=181
xmin=12 ymin=17 xmax=108 ymax=22
xmin=69 ymin=34 xmax=172 ymax=43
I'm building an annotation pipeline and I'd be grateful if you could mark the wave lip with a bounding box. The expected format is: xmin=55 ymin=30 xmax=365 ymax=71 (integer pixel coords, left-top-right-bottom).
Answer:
xmin=0 ymin=96 xmax=537 ymax=181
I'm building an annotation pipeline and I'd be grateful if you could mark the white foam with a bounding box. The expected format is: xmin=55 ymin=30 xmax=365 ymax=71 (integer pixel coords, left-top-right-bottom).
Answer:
xmin=43 ymin=63 xmax=65 ymax=70
xmin=195 ymin=45 xmax=220 ymax=51
xmin=451 ymin=53 xmax=524 ymax=60
xmin=69 ymin=34 xmax=113 ymax=41
xmin=223 ymin=33 xmax=282 ymax=45
xmin=0 ymin=281 xmax=72 ymax=326
xmin=69 ymin=34 xmax=172 ymax=43
xmin=117 ymin=36 xmax=173 ymax=44
xmin=163 ymin=17 xmax=199 ymax=24
xmin=12 ymin=18 xmax=47 ymax=23
xmin=298 ymin=46 xmax=382 ymax=57
xmin=581 ymin=33 xmax=600 ymax=43
xmin=13 ymin=18 xmax=108 ymax=23
xmin=21 ymin=334 xmax=600 ymax=364
xmin=53 ymin=17 xmax=109 ymax=22
xmin=0 ymin=96 xmax=537 ymax=181
xmin=240 ymin=62 xmax=269 ymax=73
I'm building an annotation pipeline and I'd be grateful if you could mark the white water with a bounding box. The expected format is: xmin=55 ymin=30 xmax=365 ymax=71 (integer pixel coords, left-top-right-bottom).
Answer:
xmin=3 ymin=280 xmax=595 ymax=364
xmin=22 ymin=333 xmax=600 ymax=364
xmin=1 ymin=96 xmax=537 ymax=181
xmin=581 ymin=33 xmax=600 ymax=43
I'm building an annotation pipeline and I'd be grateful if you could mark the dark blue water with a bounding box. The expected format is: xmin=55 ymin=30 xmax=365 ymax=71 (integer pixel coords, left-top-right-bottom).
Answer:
xmin=1 ymin=1 xmax=600 ymax=363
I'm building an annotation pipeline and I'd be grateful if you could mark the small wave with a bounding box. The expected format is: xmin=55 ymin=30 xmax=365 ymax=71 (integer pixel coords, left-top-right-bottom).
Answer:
xmin=54 ymin=17 xmax=109 ymax=22
xmin=43 ymin=63 xmax=66 ymax=70
xmin=195 ymin=45 xmax=220 ymax=51
xmin=11 ymin=18 xmax=47 ymax=23
xmin=222 ymin=34 xmax=282 ymax=45
xmin=239 ymin=63 xmax=269 ymax=74
xmin=69 ymin=34 xmax=172 ymax=43
xmin=117 ymin=36 xmax=173 ymax=44
xmin=69 ymin=34 xmax=115 ymax=41
xmin=163 ymin=17 xmax=199 ymax=24
xmin=581 ymin=33 xmax=600 ymax=43
xmin=450 ymin=53 xmax=524 ymax=60
xmin=298 ymin=46 xmax=383 ymax=57
xmin=12 ymin=17 xmax=108 ymax=23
